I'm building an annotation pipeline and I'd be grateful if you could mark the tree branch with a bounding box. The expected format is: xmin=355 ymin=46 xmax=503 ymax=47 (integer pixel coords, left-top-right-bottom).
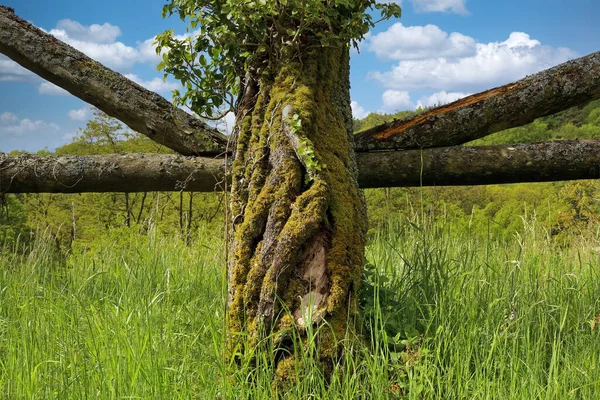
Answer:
xmin=3 ymin=140 xmax=599 ymax=193
xmin=0 ymin=153 xmax=225 ymax=193
xmin=357 ymin=140 xmax=600 ymax=188
xmin=354 ymin=51 xmax=600 ymax=152
xmin=0 ymin=6 xmax=227 ymax=156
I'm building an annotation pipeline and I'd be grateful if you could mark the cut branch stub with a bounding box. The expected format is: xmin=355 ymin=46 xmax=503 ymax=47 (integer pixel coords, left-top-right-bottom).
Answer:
xmin=354 ymin=51 xmax=600 ymax=152
xmin=0 ymin=6 xmax=227 ymax=156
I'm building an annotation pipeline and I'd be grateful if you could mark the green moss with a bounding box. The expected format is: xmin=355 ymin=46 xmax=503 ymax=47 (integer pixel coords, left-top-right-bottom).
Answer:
xmin=227 ymin=45 xmax=366 ymax=382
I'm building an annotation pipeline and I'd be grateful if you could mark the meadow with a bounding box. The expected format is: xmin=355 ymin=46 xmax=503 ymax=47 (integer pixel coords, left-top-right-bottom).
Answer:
xmin=1 ymin=207 xmax=599 ymax=399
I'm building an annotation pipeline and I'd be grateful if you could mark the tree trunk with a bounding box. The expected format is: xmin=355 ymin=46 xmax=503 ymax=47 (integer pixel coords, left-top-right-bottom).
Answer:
xmin=227 ymin=47 xmax=366 ymax=381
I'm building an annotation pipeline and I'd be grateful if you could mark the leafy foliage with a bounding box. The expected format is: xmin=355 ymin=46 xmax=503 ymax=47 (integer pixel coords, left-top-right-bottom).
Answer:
xmin=155 ymin=0 xmax=401 ymax=118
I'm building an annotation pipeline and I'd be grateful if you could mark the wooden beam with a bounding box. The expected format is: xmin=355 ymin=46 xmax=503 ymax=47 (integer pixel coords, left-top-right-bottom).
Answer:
xmin=3 ymin=140 xmax=599 ymax=193
xmin=354 ymin=51 xmax=600 ymax=152
xmin=0 ymin=6 xmax=227 ymax=156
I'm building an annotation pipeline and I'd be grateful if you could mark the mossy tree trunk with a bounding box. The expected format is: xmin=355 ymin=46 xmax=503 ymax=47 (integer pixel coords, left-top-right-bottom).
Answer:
xmin=227 ymin=46 xmax=367 ymax=379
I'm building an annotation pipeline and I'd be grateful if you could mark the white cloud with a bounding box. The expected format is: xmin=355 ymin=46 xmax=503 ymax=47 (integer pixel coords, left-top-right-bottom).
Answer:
xmin=124 ymin=73 xmax=179 ymax=93
xmin=45 ymin=20 xmax=166 ymax=72
xmin=68 ymin=107 xmax=92 ymax=121
xmin=351 ymin=101 xmax=369 ymax=119
xmin=368 ymin=23 xmax=475 ymax=61
xmin=54 ymin=19 xmax=121 ymax=44
xmin=369 ymin=31 xmax=577 ymax=93
xmin=0 ymin=56 xmax=35 ymax=82
xmin=381 ymin=90 xmax=413 ymax=112
xmin=136 ymin=30 xmax=200 ymax=65
xmin=415 ymin=90 xmax=470 ymax=109
xmin=0 ymin=112 xmax=18 ymax=125
xmin=137 ymin=37 xmax=161 ymax=64
xmin=0 ymin=117 xmax=60 ymax=136
xmin=49 ymin=28 xmax=140 ymax=71
xmin=412 ymin=0 xmax=469 ymax=15
xmin=39 ymin=82 xmax=71 ymax=96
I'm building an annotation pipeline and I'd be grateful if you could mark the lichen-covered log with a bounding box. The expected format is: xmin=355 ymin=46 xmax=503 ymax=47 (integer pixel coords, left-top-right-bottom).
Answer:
xmin=354 ymin=51 xmax=600 ymax=152
xmin=0 ymin=153 xmax=224 ymax=193
xmin=358 ymin=140 xmax=600 ymax=187
xmin=227 ymin=47 xmax=366 ymax=381
xmin=0 ymin=6 xmax=227 ymax=156
xmin=3 ymin=140 xmax=600 ymax=193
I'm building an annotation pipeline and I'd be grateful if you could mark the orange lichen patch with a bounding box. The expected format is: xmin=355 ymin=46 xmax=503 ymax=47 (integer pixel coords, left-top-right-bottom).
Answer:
xmin=371 ymin=82 xmax=520 ymax=141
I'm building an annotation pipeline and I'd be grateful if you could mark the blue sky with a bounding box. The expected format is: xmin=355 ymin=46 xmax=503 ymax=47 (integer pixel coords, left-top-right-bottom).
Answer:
xmin=1 ymin=0 xmax=598 ymax=152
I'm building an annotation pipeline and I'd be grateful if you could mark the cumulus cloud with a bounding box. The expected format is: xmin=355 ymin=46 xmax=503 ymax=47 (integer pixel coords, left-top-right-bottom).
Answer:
xmin=54 ymin=19 xmax=121 ymax=44
xmin=368 ymin=23 xmax=475 ymax=61
xmin=369 ymin=31 xmax=577 ymax=93
xmin=412 ymin=0 xmax=469 ymax=15
xmin=0 ymin=117 xmax=60 ymax=136
xmin=0 ymin=112 xmax=18 ymax=125
xmin=68 ymin=107 xmax=92 ymax=121
xmin=415 ymin=90 xmax=470 ymax=109
xmin=44 ymin=19 xmax=166 ymax=72
xmin=351 ymin=101 xmax=369 ymax=119
xmin=0 ymin=56 xmax=35 ymax=82
xmin=49 ymin=28 xmax=140 ymax=72
xmin=39 ymin=82 xmax=71 ymax=96
xmin=381 ymin=90 xmax=413 ymax=112
xmin=137 ymin=37 xmax=161 ymax=64
xmin=124 ymin=73 xmax=179 ymax=93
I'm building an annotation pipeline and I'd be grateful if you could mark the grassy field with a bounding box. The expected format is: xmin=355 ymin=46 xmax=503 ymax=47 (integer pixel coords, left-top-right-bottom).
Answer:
xmin=1 ymin=214 xmax=599 ymax=399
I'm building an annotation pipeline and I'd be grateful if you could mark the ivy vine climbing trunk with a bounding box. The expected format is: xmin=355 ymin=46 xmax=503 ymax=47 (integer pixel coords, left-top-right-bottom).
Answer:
xmin=227 ymin=46 xmax=367 ymax=381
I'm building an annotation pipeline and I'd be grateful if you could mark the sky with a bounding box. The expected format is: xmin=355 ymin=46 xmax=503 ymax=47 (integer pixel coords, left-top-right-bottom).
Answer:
xmin=0 ymin=0 xmax=599 ymax=152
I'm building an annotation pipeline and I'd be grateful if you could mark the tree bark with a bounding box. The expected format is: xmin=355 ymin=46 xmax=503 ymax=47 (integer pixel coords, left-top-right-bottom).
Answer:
xmin=3 ymin=140 xmax=600 ymax=193
xmin=354 ymin=50 xmax=600 ymax=151
xmin=357 ymin=140 xmax=600 ymax=187
xmin=0 ymin=152 xmax=225 ymax=193
xmin=226 ymin=47 xmax=366 ymax=380
xmin=0 ymin=6 xmax=227 ymax=156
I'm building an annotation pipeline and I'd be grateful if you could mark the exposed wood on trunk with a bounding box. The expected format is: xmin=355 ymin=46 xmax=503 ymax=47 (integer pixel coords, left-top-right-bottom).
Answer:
xmin=354 ymin=51 xmax=600 ymax=152
xmin=4 ymin=140 xmax=600 ymax=193
xmin=0 ymin=6 xmax=227 ymax=156
xmin=0 ymin=153 xmax=225 ymax=193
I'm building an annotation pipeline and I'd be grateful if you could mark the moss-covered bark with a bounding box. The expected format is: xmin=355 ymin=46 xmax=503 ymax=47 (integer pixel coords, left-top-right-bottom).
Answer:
xmin=227 ymin=46 xmax=367 ymax=381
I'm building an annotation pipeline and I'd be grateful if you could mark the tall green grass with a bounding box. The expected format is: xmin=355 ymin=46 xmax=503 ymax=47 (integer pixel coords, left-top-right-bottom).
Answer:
xmin=1 ymin=213 xmax=599 ymax=398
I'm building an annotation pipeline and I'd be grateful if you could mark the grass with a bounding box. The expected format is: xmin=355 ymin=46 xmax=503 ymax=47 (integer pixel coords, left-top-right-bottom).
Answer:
xmin=0 ymin=213 xmax=599 ymax=399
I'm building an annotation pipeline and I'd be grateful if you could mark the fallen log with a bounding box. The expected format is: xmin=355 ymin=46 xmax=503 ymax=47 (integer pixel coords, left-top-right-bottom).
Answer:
xmin=2 ymin=140 xmax=599 ymax=193
xmin=354 ymin=51 xmax=600 ymax=151
xmin=0 ymin=6 xmax=227 ymax=156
